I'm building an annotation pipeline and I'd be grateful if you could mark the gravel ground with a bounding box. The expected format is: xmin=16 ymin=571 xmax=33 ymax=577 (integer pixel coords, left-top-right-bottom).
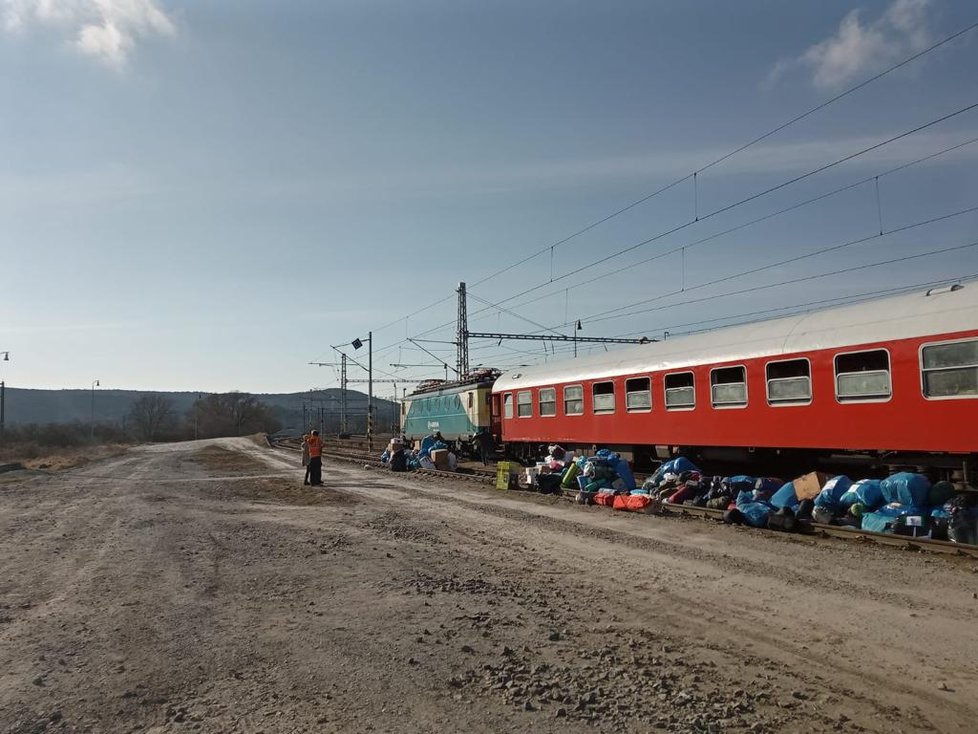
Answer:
xmin=1 ymin=437 xmax=976 ymax=733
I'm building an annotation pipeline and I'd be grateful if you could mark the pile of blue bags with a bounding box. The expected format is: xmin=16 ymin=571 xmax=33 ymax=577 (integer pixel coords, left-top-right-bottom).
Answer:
xmin=572 ymin=449 xmax=638 ymax=494
xmin=762 ymin=470 xmax=974 ymax=542
xmin=642 ymin=455 xmax=976 ymax=543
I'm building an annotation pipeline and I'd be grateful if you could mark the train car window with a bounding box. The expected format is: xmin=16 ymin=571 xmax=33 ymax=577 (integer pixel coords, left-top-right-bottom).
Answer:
xmin=711 ymin=366 xmax=747 ymax=408
xmin=592 ymin=381 xmax=616 ymax=414
xmin=625 ymin=377 xmax=652 ymax=412
xmin=539 ymin=388 xmax=557 ymax=417
xmin=835 ymin=350 xmax=891 ymax=401
xmin=921 ymin=339 xmax=978 ymax=398
xmin=766 ymin=359 xmax=811 ymax=405
xmin=468 ymin=392 xmax=473 ymax=408
xmin=517 ymin=390 xmax=533 ymax=417
xmin=664 ymin=372 xmax=695 ymax=410
xmin=503 ymin=393 xmax=514 ymax=419
xmin=564 ymin=385 xmax=584 ymax=415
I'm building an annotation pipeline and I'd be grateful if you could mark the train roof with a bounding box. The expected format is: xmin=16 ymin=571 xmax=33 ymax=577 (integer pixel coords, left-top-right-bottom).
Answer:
xmin=493 ymin=282 xmax=978 ymax=392
xmin=405 ymin=377 xmax=496 ymax=399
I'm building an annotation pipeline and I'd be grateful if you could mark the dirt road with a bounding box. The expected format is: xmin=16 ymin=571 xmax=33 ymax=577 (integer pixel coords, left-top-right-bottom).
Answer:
xmin=1 ymin=438 xmax=976 ymax=733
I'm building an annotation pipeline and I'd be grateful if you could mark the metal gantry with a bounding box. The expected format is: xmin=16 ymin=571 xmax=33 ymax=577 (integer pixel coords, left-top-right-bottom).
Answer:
xmin=456 ymin=281 xmax=469 ymax=377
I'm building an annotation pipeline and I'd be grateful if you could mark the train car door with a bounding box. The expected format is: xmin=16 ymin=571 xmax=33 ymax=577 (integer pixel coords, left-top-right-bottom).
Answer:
xmin=490 ymin=393 xmax=502 ymax=441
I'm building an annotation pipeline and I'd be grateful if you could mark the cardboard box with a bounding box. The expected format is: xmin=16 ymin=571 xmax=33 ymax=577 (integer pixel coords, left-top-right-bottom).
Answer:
xmin=430 ymin=448 xmax=449 ymax=471
xmin=792 ymin=471 xmax=832 ymax=501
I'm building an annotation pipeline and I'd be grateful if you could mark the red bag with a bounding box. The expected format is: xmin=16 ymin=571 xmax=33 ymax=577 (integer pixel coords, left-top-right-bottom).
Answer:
xmin=625 ymin=495 xmax=653 ymax=512
xmin=612 ymin=494 xmax=629 ymax=511
xmin=594 ymin=492 xmax=615 ymax=507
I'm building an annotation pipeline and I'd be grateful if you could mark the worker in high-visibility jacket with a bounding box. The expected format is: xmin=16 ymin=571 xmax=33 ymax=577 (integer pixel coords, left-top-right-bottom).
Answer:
xmin=305 ymin=430 xmax=324 ymax=486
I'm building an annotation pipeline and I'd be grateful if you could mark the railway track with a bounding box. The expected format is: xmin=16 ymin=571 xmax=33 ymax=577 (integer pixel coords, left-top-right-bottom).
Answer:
xmin=273 ymin=437 xmax=978 ymax=560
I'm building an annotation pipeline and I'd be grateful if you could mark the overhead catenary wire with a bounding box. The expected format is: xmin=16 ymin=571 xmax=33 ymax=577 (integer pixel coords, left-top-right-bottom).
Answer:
xmin=338 ymin=18 xmax=978 ymax=359
xmin=584 ymin=239 xmax=978 ymax=326
xmin=477 ymin=101 xmax=978 ymax=316
xmin=402 ymin=105 xmax=978 ymax=348
xmin=580 ymin=202 xmax=978 ymax=324
xmin=464 ymin=19 xmax=978 ymax=291
xmin=480 ymin=135 xmax=978 ymax=320
xmin=470 ymin=270 xmax=978 ymax=365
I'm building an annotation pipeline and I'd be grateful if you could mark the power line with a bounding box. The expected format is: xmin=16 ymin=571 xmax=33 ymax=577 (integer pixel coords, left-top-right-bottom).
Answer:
xmin=470 ymin=271 xmax=978 ymax=365
xmin=605 ymin=273 xmax=978 ymax=340
xmin=405 ymin=102 xmax=978 ymax=345
xmin=465 ymin=19 xmax=978 ymax=289
xmin=583 ymin=203 xmax=978 ymax=323
xmin=586 ymin=239 xmax=978 ymax=325
xmin=465 ymin=135 xmax=978 ymax=324
xmin=353 ymin=18 xmax=978 ymax=348
xmin=466 ymin=292 xmax=565 ymax=337
xmin=505 ymin=102 xmax=978 ymax=308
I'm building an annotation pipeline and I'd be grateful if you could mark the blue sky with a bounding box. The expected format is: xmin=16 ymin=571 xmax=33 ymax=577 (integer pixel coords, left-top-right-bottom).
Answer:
xmin=1 ymin=0 xmax=976 ymax=396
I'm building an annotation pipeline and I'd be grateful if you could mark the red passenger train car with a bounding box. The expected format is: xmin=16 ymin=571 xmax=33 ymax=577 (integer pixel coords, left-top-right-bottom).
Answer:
xmin=491 ymin=284 xmax=978 ymax=477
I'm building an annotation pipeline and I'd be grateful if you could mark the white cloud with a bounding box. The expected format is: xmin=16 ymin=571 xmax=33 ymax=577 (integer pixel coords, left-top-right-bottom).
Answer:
xmin=2 ymin=0 xmax=176 ymax=66
xmin=769 ymin=0 xmax=934 ymax=90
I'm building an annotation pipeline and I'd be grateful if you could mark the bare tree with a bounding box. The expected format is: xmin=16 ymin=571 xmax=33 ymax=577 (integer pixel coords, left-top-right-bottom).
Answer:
xmin=192 ymin=393 xmax=281 ymax=438
xmin=127 ymin=395 xmax=175 ymax=441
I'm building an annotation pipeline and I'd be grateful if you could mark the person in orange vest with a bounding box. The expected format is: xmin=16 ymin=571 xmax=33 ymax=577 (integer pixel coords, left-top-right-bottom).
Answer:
xmin=305 ymin=430 xmax=324 ymax=486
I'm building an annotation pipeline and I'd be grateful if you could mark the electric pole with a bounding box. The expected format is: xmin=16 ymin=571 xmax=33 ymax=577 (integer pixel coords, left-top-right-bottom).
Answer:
xmin=457 ymin=282 xmax=469 ymax=379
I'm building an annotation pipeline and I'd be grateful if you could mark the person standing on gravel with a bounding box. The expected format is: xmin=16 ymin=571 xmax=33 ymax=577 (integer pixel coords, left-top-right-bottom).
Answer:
xmin=305 ymin=430 xmax=324 ymax=486
xmin=473 ymin=428 xmax=494 ymax=466
xmin=301 ymin=434 xmax=311 ymax=485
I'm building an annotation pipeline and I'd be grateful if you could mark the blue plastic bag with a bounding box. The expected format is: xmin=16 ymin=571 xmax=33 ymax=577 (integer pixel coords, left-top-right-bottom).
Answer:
xmin=728 ymin=476 xmax=756 ymax=494
xmin=840 ymin=479 xmax=884 ymax=510
xmin=613 ymin=458 xmax=637 ymax=491
xmin=770 ymin=482 xmax=799 ymax=510
xmin=645 ymin=456 xmax=699 ymax=489
xmin=814 ymin=476 xmax=853 ymax=510
xmin=755 ymin=477 xmax=783 ymax=495
xmin=739 ymin=502 xmax=773 ymax=527
xmin=736 ymin=490 xmax=773 ymax=528
xmin=880 ymin=472 xmax=930 ymax=508
xmin=930 ymin=505 xmax=952 ymax=520
xmin=861 ymin=505 xmax=924 ymax=533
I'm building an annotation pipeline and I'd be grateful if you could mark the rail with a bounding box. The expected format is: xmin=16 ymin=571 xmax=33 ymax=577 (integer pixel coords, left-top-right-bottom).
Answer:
xmin=273 ymin=437 xmax=978 ymax=559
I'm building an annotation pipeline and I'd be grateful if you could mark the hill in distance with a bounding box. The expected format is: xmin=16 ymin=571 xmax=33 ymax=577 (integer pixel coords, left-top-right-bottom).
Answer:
xmin=0 ymin=387 xmax=397 ymax=435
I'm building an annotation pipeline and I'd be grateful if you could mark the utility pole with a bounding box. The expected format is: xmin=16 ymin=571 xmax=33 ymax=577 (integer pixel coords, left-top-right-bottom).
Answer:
xmin=341 ymin=353 xmax=348 ymax=434
xmin=0 ymin=380 xmax=4 ymax=441
xmin=90 ymin=379 xmax=100 ymax=441
xmin=349 ymin=334 xmax=373 ymax=451
xmin=457 ymin=282 xmax=469 ymax=378
xmin=0 ymin=352 xmax=6 ymax=440
xmin=367 ymin=331 xmax=374 ymax=454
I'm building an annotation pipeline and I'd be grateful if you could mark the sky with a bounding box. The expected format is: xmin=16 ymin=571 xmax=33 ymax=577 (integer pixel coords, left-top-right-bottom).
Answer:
xmin=1 ymin=0 xmax=976 ymax=396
